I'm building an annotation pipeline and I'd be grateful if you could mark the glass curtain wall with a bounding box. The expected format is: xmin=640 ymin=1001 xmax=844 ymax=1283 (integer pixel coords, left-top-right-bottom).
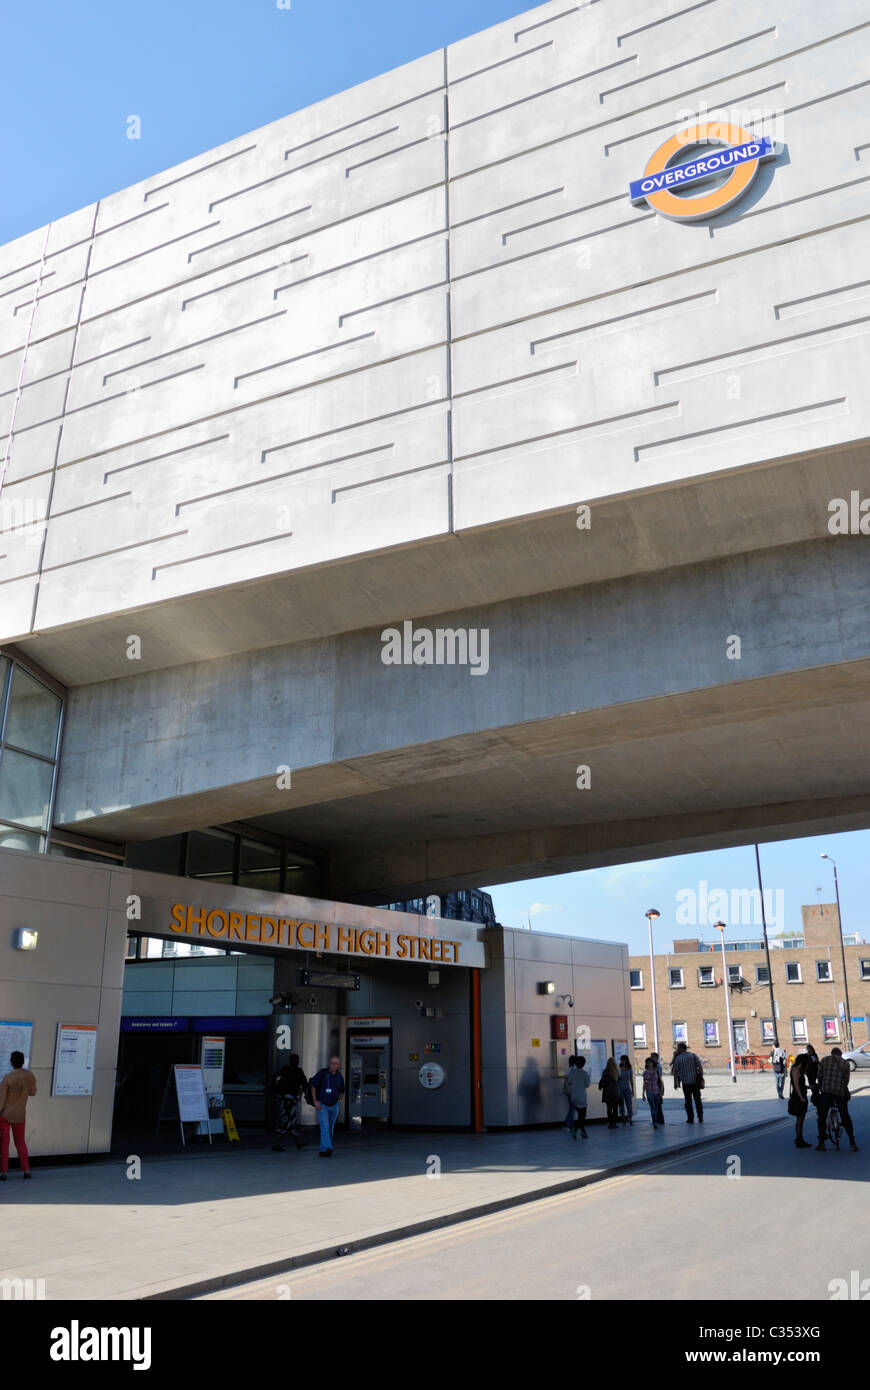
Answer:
xmin=0 ymin=655 xmax=64 ymax=853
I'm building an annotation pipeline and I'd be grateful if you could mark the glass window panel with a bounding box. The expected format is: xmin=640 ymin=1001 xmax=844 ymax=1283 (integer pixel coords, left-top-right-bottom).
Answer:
xmin=0 ymin=748 xmax=54 ymax=829
xmin=3 ymin=666 xmax=61 ymax=758
xmin=187 ymin=829 xmax=235 ymax=882
xmin=0 ymin=822 xmax=43 ymax=852
xmin=0 ymin=656 xmax=10 ymax=726
xmin=125 ymin=835 xmax=184 ymax=875
xmin=238 ymin=837 xmax=281 ymax=892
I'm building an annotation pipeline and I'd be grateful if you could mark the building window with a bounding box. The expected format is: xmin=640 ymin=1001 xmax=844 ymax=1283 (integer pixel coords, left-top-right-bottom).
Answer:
xmin=669 ymin=968 xmax=684 ymax=989
xmin=816 ymin=961 xmax=833 ymax=982
xmin=861 ymin=959 xmax=870 ymax=982
xmin=792 ymin=1017 xmax=808 ymax=1043
xmin=629 ymin=969 xmax=643 ymax=990
xmin=633 ymin=1023 xmax=646 ymax=1047
xmin=785 ymin=962 xmax=802 ymax=983
xmin=761 ymin=1019 xmax=776 ymax=1043
xmin=755 ymin=965 xmax=770 ymax=985
xmin=0 ymin=656 xmax=64 ymax=855
xmin=673 ymin=1022 xmax=688 ymax=1044
xmin=703 ymin=1020 xmax=720 ymax=1047
xmin=822 ymin=1017 xmax=839 ymax=1042
xmin=698 ymin=965 xmax=715 ymax=986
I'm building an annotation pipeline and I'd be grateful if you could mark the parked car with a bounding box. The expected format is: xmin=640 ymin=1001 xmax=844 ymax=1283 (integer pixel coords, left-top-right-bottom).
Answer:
xmin=841 ymin=1041 xmax=870 ymax=1071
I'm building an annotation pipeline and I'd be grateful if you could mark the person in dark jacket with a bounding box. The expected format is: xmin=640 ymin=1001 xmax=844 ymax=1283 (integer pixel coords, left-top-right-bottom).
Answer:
xmin=270 ymin=1054 xmax=307 ymax=1152
xmin=598 ymin=1058 xmax=621 ymax=1129
xmin=310 ymin=1056 xmax=346 ymax=1156
xmin=789 ymin=1053 xmax=812 ymax=1148
xmin=804 ymin=1044 xmax=820 ymax=1105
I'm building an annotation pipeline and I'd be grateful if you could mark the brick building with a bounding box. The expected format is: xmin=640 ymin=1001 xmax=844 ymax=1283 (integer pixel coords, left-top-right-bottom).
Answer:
xmin=629 ymin=904 xmax=870 ymax=1063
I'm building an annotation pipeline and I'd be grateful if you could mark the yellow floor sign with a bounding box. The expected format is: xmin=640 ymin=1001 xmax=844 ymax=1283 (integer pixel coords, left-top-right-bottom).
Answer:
xmin=222 ymin=1108 xmax=240 ymax=1141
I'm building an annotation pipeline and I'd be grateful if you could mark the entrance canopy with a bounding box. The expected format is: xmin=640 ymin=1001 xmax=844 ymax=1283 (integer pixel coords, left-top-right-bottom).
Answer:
xmin=129 ymin=869 xmax=488 ymax=968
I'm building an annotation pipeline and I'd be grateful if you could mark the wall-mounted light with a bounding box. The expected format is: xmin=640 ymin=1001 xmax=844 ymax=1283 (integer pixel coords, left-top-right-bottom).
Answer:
xmin=12 ymin=928 xmax=38 ymax=951
xmin=537 ymin=981 xmax=555 ymax=995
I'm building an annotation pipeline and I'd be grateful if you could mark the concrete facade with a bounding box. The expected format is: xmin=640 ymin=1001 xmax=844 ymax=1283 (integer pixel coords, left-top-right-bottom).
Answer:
xmin=2 ymin=0 xmax=870 ymax=893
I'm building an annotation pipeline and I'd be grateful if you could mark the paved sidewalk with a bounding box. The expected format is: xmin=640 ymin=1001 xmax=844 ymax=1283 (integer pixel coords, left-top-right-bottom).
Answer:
xmin=0 ymin=1079 xmax=807 ymax=1301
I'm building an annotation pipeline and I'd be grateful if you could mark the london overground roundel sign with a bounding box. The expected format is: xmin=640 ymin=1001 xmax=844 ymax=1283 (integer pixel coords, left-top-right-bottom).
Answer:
xmin=629 ymin=122 xmax=776 ymax=223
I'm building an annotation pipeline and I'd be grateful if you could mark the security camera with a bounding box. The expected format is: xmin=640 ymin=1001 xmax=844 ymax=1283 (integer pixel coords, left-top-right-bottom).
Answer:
xmin=308 ymin=995 xmax=318 ymax=1007
xmin=414 ymin=999 xmax=424 ymax=1010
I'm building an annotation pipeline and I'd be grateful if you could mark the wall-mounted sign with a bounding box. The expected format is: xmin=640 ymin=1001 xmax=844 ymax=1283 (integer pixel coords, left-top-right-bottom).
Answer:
xmin=0 ymin=1020 xmax=33 ymax=1069
xmin=200 ymin=1037 xmax=225 ymax=1095
xmin=347 ymin=1017 xmax=392 ymax=1029
xmin=419 ymin=1063 xmax=444 ymax=1089
xmin=52 ymin=1024 xmax=97 ymax=1097
xmin=629 ymin=123 xmax=775 ymax=222
xmin=425 ymin=1042 xmax=441 ymax=1053
xmin=166 ymin=902 xmax=475 ymax=965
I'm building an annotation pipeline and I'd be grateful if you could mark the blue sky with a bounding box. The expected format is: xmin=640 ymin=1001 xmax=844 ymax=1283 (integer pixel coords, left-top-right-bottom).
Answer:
xmin=8 ymin=0 xmax=869 ymax=949
xmin=485 ymin=829 xmax=870 ymax=955
xmin=2 ymin=0 xmax=523 ymax=245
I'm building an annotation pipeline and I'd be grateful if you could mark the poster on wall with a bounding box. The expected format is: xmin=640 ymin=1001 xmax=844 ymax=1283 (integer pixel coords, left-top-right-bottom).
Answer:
xmin=0 ymin=1020 xmax=34 ymax=1070
xmin=200 ymin=1036 xmax=225 ymax=1095
xmin=51 ymin=1023 xmax=97 ymax=1096
xmin=611 ymin=1039 xmax=629 ymax=1064
xmin=587 ymin=1039 xmax=608 ymax=1082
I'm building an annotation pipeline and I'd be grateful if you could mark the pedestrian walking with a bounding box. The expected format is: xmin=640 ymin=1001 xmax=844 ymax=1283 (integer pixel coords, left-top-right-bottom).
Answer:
xmin=309 ymin=1055 xmax=345 ymax=1157
xmin=671 ymin=1041 xmax=705 ymax=1123
xmin=770 ymin=1043 xmax=788 ymax=1098
xmin=269 ymin=1054 xmax=308 ymax=1152
xmin=649 ymin=1052 xmax=665 ymax=1125
xmin=0 ymin=1051 xmax=37 ymax=1180
xmin=642 ymin=1057 xmax=663 ymax=1129
xmin=562 ymin=1055 xmax=578 ymax=1132
xmin=815 ymin=1047 xmax=859 ymax=1153
xmin=788 ymin=1053 xmax=812 ymax=1148
xmin=598 ymin=1057 xmax=621 ymax=1129
xmin=617 ymin=1055 xmax=634 ymax=1125
xmin=567 ymin=1055 xmax=592 ymax=1139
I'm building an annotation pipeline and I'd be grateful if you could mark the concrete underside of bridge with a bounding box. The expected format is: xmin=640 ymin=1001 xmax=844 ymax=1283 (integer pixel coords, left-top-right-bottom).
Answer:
xmin=27 ymin=444 xmax=870 ymax=902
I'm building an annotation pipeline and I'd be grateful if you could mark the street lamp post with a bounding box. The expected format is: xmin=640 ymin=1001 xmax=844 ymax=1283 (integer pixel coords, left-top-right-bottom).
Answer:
xmin=821 ymin=853 xmax=854 ymax=1052
xmin=714 ymin=920 xmax=737 ymax=1083
xmin=646 ymin=909 xmax=661 ymax=1059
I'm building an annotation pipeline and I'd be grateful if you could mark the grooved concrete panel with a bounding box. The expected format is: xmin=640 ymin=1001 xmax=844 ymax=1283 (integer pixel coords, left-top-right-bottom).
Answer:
xmin=1 ymin=0 xmax=869 ymax=644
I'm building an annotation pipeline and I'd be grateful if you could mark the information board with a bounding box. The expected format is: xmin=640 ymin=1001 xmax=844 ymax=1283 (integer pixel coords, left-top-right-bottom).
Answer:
xmin=200 ymin=1036 xmax=225 ymax=1095
xmin=52 ymin=1024 xmax=97 ymax=1096
xmin=587 ymin=1039 xmax=608 ymax=1083
xmin=173 ymin=1065 xmax=209 ymax=1122
xmin=0 ymin=1020 xmax=34 ymax=1070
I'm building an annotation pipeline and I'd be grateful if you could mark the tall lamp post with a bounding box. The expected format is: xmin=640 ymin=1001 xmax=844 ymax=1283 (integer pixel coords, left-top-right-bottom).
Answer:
xmin=714 ymin=920 xmax=737 ymax=1083
xmin=820 ymin=853 xmax=854 ymax=1052
xmin=645 ymin=909 xmax=661 ymax=1059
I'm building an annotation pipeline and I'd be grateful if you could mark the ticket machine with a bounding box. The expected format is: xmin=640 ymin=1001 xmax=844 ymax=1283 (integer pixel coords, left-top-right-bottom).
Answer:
xmin=348 ymin=1032 xmax=391 ymax=1124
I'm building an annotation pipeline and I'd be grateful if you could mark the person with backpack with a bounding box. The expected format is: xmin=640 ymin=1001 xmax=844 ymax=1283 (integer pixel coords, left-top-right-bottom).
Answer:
xmin=567 ymin=1054 xmax=592 ymax=1140
xmin=269 ymin=1054 xmax=308 ymax=1152
xmin=309 ymin=1055 xmax=345 ymax=1157
xmin=770 ymin=1044 xmax=788 ymax=1098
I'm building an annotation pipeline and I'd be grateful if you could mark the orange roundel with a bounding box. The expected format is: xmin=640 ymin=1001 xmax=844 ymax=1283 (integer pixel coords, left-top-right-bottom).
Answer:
xmin=634 ymin=122 xmax=772 ymax=223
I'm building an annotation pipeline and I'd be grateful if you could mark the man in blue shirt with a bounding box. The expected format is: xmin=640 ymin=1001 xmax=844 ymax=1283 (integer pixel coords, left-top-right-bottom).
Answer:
xmin=311 ymin=1056 xmax=345 ymax=1157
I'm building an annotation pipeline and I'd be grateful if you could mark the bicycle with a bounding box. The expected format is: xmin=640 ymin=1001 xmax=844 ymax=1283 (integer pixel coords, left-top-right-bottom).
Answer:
xmin=826 ymin=1100 xmax=843 ymax=1149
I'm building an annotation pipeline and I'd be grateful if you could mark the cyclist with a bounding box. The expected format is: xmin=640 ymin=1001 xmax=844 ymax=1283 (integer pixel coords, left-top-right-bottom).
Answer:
xmin=269 ymin=1055 xmax=308 ymax=1152
xmin=815 ymin=1047 xmax=858 ymax=1153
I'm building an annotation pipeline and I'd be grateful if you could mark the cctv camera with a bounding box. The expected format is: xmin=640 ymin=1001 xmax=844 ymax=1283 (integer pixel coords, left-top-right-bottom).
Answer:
xmin=308 ymin=995 xmax=318 ymax=1007
xmin=414 ymin=999 xmax=423 ymax=1009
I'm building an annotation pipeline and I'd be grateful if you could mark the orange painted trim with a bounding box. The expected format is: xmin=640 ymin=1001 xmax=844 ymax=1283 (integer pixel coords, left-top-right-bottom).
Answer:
xmin=471 ymin=967 xmax=484 ymax=1132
